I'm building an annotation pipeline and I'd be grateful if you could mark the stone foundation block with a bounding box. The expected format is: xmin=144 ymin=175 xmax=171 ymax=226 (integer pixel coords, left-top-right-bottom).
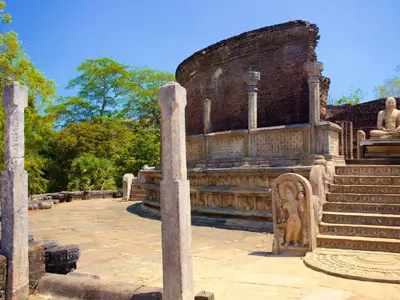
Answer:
xmin=113 ymin=190 xmax=123 ymax=198
xmin=195 ymin=291 xmax=214 ymax=300
xmin=28 ymin=202 xmax=38 ymax=210
xmin=67 ymin=271 xmax=100 ymax=280
xmin=38 ymin=200 xmax=53 ymax=210
xmin=29 ymin=245 xmax=45 ymax=293
xmin=32 ymin=239 xmax=58 ymax=250
xmin=0 ymin=255 xmax=6 ymax=299
xmin=38 ymin=273 xmax=163 ymax=300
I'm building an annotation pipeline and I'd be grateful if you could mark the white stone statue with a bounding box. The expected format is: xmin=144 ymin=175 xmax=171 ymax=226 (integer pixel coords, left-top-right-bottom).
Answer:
xmin=370 ymin=97 xmax=400 ymax=139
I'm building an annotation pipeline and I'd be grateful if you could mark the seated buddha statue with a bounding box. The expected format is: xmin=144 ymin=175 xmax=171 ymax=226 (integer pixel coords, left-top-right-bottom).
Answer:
xmin=370 ymin=97 xmax=400 ymax=139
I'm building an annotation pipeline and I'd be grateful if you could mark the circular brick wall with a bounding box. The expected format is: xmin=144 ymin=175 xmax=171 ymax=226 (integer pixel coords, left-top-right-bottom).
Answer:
xmin=176 ymin=20 xmax=329 ymax=135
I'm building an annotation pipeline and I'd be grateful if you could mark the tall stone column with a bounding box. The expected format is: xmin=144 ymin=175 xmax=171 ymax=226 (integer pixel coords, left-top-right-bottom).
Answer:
xmin=203 ymin=98 xmax=211 ymax=134
xmin=158 ymin=82 xmax=193 ymax=300
xmin=305 ymin=61 xmax=324 ymax=153
xmin=1 ymin=82 xmax=29 ymax=299
xmin=305 ymin=61 xmax=323 ymax=125
xmin=246 ymin=71 xmax=261 ymax=130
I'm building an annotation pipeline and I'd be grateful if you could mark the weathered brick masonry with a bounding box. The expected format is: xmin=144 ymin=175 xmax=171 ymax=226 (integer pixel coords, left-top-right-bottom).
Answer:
xmin=176 ymin=20 xmax=330 ymax=135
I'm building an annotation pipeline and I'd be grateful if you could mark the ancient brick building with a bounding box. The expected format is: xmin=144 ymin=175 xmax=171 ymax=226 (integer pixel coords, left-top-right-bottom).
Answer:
xmin=139 ymin=20 xmax=341 ymax=232
xmin=176 ymin=20 xmax=330 ymax=135
xmin=327 ymin=97 xmax=400 ymax=138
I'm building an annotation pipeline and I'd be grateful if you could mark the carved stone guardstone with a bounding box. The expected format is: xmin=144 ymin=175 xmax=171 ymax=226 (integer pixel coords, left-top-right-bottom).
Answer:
xmin=158 ymin=82 xmax=194 ymax=300
xmin=272 ymin=173 xmax=317 ymax=254
xmin=1 ymin=82 xmax=29 ymax=299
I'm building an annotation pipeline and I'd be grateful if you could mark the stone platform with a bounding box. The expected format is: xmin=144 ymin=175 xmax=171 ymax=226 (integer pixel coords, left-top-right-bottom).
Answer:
xmin=347 ymin=158 xmax=400 ymax=165
xmin=360 ymin=139 xmax=400 ymax=158
xmin=304 ymin=248 xmax=400 ymax=284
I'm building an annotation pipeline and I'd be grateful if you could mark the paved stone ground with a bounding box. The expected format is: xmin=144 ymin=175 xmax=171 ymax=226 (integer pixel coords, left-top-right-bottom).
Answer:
xmin=28 ymin=199 xmax=400 ymax=300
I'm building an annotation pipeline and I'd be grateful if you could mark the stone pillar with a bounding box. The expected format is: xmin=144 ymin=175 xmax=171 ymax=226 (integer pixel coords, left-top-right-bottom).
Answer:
xmin=203 ymin=99 xmax=211 ymax=134
xmin=122 ymin=173 xmax=135 ymax=201
xmin=305 ymin=62 xmax=324 ymax=154
xmin=158 ymin=82 xmax=193 ymax=300
xmin=357 ymin=130 xmax=366 ymax=159
xmin=246 ymin=71 xmax=261 ymax=130
xmin=1 ymin=82 xmax=29 ymax=299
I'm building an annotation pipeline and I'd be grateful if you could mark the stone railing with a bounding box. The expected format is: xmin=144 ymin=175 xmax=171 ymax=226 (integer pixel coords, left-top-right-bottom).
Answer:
xmin=186 ymin=122 xmax=341 ymax=163
xmin=335 ymin=120 xmax=354 ymax=159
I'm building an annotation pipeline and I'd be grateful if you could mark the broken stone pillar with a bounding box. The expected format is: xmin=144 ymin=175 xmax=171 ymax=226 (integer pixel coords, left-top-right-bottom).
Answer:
xmin=203 ymin=99 xmax=212 ymax=134
xmin=158 ymin=82 xmax=193 ymax=300
xmin=246 ymin=71 xmax=261 ymax=130
xmin=357 ymin=130 xmax=366 ymax=159
xmin=305 ymin=61 xmax=324 ymax=153
xmin=122 ymin=173 xmax=135 ymax=201
xmin=1 ymin=82 xmax=29 ymax=299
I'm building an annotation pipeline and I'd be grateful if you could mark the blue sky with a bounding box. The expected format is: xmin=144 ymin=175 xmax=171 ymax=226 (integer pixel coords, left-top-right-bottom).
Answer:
xmin=5 ymin=0 xmax=400 ymax=102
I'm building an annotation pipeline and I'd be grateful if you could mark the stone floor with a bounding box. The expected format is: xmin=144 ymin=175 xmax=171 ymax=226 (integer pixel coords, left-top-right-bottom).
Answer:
xmin=28 ymin=199 xmax=400 ymax=300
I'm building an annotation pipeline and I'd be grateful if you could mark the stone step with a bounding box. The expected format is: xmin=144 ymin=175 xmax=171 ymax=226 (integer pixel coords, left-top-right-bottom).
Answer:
xmin=130 ymin=192 xmax=146 ymax=196
xmin=334 ymin=175 xmax=400 ymax=185
xmin=317 ymin=234 xmax=400 ymax=253
xmin=326 ymin=193 xmax=400 ymax=204
xmin=322 ymin=211 xmax=400 ymax=226
xmin=329 ymin=184 xmax=400 ymax=194
xmin=336 ymin=165 xmax=400 ymax=176
xmin=130 ymin=195 xmax=145 ymax=200
xmin=323 ymin=202 xmax=400 ymax=214
xmin=319 ymin=222 xmax=400 ymax=239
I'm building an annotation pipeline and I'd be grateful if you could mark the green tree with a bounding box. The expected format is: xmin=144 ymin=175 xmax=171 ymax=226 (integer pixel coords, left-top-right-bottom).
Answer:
xmin=51 ymin=57 xmax=174 ymax=128
xmin=124 ymin=68 xmax=175 ymax=128
xmin=114 ymin=118 xmax=160 ymax=178
xmin=46 ymin=118 xmax=135 ymax=191
xmin=375 ymin=65 xmax=400 ymax=98
xmin=0 ymin=1 xmax=56 ymax=194
xmin=50 ymin=57 xmax=137 ymax=126
xmin=67 ymin=155 xmax=116 ymax=191
xmin=334 ymin=88 xmax=366 ymax=105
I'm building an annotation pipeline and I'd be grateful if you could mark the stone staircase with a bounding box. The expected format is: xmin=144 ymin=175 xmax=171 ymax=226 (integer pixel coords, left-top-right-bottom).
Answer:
xmin=129 ymin=183 xmax=146 ymax=201
xmin=317 ymin=165 xmax=400 ymax=253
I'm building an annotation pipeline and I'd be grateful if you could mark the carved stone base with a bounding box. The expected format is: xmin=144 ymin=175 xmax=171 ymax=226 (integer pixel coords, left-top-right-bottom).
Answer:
xmin=361 ymin=140 xmax=400 ymax=158
xmin=304 ymin=248 xmax=400 ymax=284
xmin=139 ymin=166 xmax=313 ymax=223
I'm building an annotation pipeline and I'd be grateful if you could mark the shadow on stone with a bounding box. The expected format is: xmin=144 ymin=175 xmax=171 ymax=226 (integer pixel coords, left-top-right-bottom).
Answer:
xmin=249 ymin=251 xmax=303 ymax=257
xmin=126 ymin=202 xmax=272 ymax=233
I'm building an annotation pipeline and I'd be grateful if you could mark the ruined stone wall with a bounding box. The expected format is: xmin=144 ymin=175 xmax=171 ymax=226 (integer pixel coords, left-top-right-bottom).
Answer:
xmin=326 ymin=97 xmax=400 ymax=137
xmin=176 ymin=20 xmax=329 ymax=135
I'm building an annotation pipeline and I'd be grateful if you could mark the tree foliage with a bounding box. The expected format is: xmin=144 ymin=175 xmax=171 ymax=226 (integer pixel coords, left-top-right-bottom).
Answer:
xmin=124 ymin=68 xmax=175 ymax=128
xmin=45 ymin=118 xmax=135 ymax=191
xmin=0 ymin=1 xmax=56 ymax=194
xmin=334 ymin=88 xmax=366 ymax=105
xmin=50 ymin=58 xmax=137 ymax=127
xmin=0 ymin=1 xmax=170 ymax=194
xmin=375 ymin=65 xmax=400 ymax=98
xmin=67 ymin=155 xmax=116 ymax=191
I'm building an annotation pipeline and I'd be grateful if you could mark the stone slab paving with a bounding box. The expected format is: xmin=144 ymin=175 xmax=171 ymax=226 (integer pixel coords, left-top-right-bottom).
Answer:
xmin=28 ymin=199 xmax=400 ymax=300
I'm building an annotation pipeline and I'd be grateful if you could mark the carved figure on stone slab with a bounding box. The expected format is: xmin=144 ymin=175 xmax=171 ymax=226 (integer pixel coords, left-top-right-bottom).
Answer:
xmin=370 ymin=97 xmax=400 ymax=139
xmin=272 ymin=173 xmax=317 ymax=254
xmin=276 ymin=181 xmax=304 ymax=247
